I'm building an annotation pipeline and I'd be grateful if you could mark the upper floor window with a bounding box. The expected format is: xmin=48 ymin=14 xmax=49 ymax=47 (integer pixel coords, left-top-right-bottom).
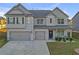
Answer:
xmin=16 ymin=17 xmax=25 ymax=24
xmin=7 ymin=17 xmax=14 ymax=24
xmin=50 ymin=18 xmax=52 ymax=23
xmin=37 ymin=19 xmax=43 ymax=24
xmin=57 ymin=19 xmax=64 ymax=24
xmin=7 ymin=17 xmax=24 ymax=24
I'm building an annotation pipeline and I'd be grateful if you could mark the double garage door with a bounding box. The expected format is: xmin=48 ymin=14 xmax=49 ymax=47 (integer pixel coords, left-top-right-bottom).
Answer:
xmin=10 ymin=31 xmax=31 ymax=41
xmin=9 ymin=31 xmax=45 ymax=40
xmin=35 ymin=31 xmax=45 ymax=40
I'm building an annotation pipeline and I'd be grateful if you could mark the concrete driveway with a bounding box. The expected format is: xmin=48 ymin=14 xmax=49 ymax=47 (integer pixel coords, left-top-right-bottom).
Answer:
xmin=0 ymin=41 xmax=49 ymax=55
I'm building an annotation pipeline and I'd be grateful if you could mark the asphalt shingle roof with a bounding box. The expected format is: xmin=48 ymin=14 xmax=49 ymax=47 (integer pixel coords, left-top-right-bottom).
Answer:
xmin=5 ymin=3 xmax=68 ymax=18
xmin=29 ymin=10 xmax=51 ymax=18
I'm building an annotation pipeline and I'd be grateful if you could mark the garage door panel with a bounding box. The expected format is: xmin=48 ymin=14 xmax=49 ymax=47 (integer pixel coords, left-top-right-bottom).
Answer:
xmin=35 ymin=31 xmax=45 ymax=40
xmin=10 ymin=31 xmax=31 ymax=41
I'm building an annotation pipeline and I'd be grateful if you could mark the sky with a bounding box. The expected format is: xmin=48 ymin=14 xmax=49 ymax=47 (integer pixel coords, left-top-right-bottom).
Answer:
xmin=0 ymin=3 xmax=79 ymax=19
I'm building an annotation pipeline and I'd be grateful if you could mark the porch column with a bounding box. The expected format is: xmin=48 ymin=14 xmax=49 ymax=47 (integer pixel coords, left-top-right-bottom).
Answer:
xmin=64 ymin=30 xmax=67 ymax=37
xmin=7 ymin=31 xmax=9 ymax=40
xmin=70 ymin=30 xmax=72 ymax=37
xmin=46 ymin=30 xmax=49 ymax=40
xmin=53 ymin=30 xmax=56 ymax=39
xmin=31 ymin=30 xmax=34 ymax=40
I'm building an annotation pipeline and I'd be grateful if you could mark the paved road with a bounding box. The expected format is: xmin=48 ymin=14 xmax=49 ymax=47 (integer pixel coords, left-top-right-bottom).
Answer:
xmin=0 ymin=41 xmax=49 ymax=55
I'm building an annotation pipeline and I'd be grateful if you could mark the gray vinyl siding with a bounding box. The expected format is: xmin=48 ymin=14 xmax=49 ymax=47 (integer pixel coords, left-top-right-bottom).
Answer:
xmin=72 ymin=13 xmax=79 ymax=30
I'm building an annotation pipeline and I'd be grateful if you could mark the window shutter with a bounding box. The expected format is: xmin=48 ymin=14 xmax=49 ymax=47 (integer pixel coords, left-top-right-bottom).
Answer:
xmin=13 ymin=17 xmax=15 ymax=24
xmin=16 ymin=17 xmax=19 ymax=24
xmin=22 ymin=17 xmax=24 ymax=24
xmin=7 ymin=17 xmax=9 ymax=24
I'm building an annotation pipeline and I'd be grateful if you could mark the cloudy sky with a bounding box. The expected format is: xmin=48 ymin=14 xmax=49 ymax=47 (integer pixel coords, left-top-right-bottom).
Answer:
xmin=0 ymin=3 xmax=79 ymax=18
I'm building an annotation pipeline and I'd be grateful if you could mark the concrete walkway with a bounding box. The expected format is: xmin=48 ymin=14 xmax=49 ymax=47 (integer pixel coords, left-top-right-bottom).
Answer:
xmin=0 ymin=41 xmax=49 ymax=55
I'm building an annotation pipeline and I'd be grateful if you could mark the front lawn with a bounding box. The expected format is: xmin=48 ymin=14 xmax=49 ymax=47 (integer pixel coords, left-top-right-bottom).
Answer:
xmin=0 ymin=32 xmax=8 ymax=48
xmin=72 ymin=32 xmax=79 ymax=39
xmin=0 ymin=39 xmax=8 ymax=48
xmin=47 ymin=41 xmax=79 ymax=55
xmin=47 ymin=32 xmax=79 ymax=55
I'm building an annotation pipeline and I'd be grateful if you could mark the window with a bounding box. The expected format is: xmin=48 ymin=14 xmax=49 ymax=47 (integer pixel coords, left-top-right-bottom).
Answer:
xmin=57 ymin=19 xmax=64 ymax=24
xmin=40 ymin=19 xmax=43 ymax=24
xmin=37 ymin=19 xmax=40 ymax=24
xmin=57 ymin=30 xmax=64 ymax=37
xmin=7 ymin=17 xmax=14 ymax=24
xmin=22 ymin=17 xmax=24 ymax=24
xmin=16 ymin=17 xmax=24 ymax=24
xmin=37 ymin=19 xmax=43 ymax=24
xmin=50 ymin=18 xmax=52 ymax=23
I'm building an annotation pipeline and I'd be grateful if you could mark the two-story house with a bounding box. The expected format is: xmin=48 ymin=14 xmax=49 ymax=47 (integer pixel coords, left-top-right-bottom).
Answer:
xmin=5 ymin=3 xmax=72 ymax=41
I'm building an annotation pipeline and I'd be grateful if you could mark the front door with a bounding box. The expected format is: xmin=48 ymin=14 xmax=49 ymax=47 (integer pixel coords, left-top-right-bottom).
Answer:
xmin=49 ymin=30 xmax=53 ymax=39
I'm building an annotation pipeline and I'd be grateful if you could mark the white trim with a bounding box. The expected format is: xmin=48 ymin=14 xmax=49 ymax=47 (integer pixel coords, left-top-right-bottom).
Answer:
xmin=7 ymin=31 xmax=9 ymax=40
xmin=8 ymin=30 xmax=33 ymax=40
xmin=34 ymin=29 xmax=48 ymax=40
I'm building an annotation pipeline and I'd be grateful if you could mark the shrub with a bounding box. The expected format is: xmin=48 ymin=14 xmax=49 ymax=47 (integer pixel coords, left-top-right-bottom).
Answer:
xmin=69 ymin=38 xmax=73 ymax=42
xmin=55 ymin=37 xmax=58 ymax=41
xmin=58 ymin=37 xmax=62 ymax=41
xmin=62 ymin=37 xmax=66 ymax=42
xmin=66 ymin=37 xmax=69 ymax=40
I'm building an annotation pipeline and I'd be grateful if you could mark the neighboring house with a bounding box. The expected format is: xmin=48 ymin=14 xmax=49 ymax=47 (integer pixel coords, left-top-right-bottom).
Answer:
xmin=72 ymin=12 xmax=79 ymax=32
xmin=0 ymin=16 xmax=6 ymax=32
xmin=5 ymin=3 xmax=72 ymax=41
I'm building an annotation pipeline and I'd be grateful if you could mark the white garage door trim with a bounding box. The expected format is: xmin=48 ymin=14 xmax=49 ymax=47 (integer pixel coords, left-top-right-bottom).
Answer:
xmin=35 ymin=31 xmax=45 ymax=40
xmin=10 ymin=31 xmax=31 ymax=41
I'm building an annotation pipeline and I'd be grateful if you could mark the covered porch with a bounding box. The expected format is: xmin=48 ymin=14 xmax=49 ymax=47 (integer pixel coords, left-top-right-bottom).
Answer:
xmin=48 ymin=29 xmax=72 ymax=40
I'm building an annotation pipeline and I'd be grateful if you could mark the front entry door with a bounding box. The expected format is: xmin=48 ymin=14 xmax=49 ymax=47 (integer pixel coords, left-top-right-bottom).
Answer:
xmin=49 ymin=30 xmax=53 ymax=39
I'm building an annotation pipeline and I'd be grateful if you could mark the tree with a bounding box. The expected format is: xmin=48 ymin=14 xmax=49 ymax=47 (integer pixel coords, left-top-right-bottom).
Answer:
xmin=0 ymin=17 xmax=7 ymax=32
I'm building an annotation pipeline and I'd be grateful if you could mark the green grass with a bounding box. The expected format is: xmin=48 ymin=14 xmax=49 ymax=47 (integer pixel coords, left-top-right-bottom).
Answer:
xmin=0 ymin=39 xmax=8 ymax=48
xmin=47 ymin=42 xmax=79 ymax=55
xmin=72 ymin=32 xmax=79 ymax=39
xmin=47 ymin=32 xmax=79 ymax=55
xmin=0 ymin=32 xmax=7 ymax=48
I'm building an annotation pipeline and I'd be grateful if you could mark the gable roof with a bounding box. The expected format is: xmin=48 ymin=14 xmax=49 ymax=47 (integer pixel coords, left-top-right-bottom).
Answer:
xmin=5 ymin=3 xmax=32 ymax=15
xmin=5 ymin=4 xmax=69 ymax=18
xmin=72 ymin=12 xmax=79 ymax=20
xmin=52 ymin=7 xmax=69 ymax=17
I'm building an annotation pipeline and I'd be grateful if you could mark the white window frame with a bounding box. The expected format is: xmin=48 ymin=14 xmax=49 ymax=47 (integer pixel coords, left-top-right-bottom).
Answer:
xmin=50 ymin=18 xmax=52 ymax=23
xmin=57 ymin=19 xmax=64 ymax=24
xmin=37 ymin=18 xmax=43 ymax=24
xmin=16 ymin=17 xmax=25 ymax=24
xmin=7 ymin=17 xmax=14 ymax=24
